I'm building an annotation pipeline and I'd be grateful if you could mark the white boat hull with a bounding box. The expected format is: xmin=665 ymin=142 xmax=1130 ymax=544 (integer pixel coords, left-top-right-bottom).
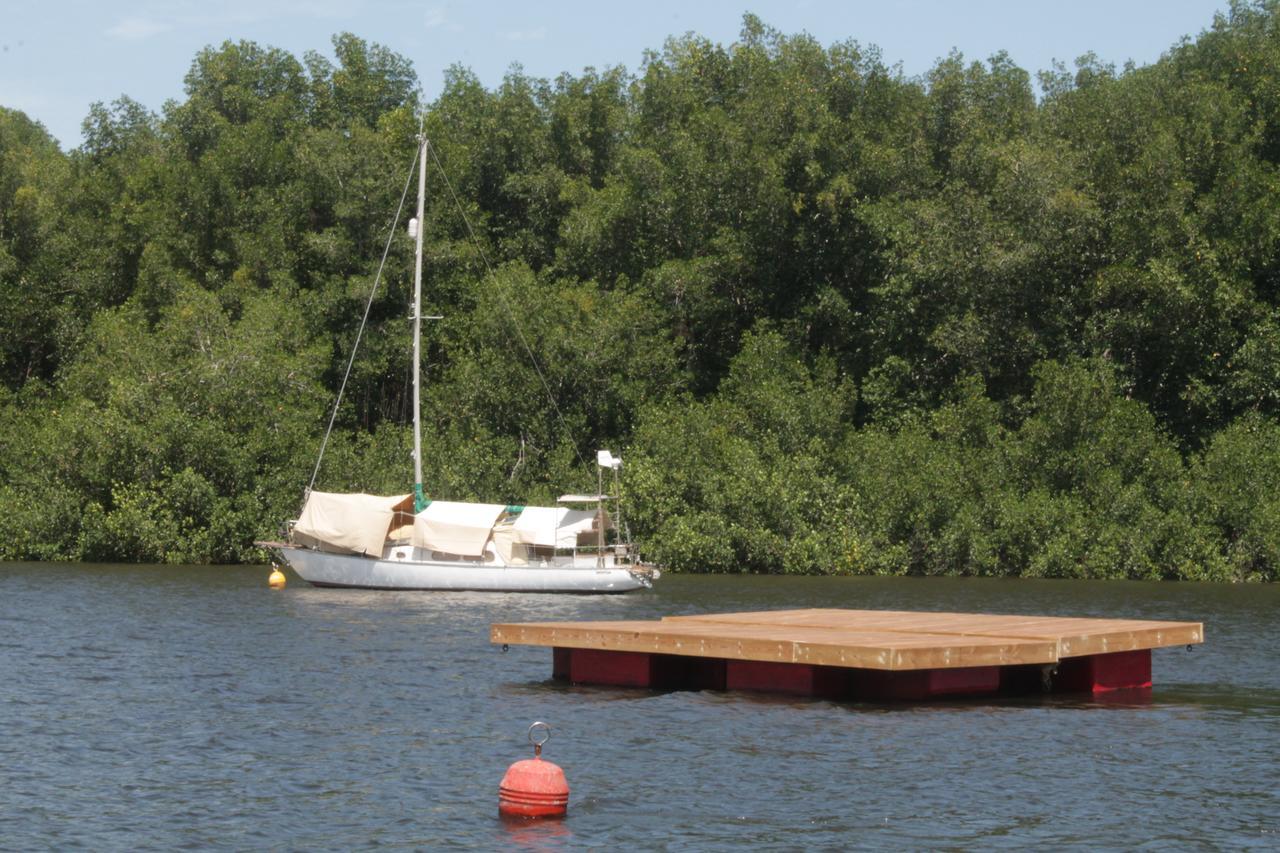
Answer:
xmin=278 ymin=546 xmax=653 ymax=593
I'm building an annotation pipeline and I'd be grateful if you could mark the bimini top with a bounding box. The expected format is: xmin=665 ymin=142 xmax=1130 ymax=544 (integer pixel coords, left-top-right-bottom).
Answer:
xmin=412 ymin=500 xmax=507 ymax=557
xmin=511 ymin=506 xmax=599 ymax=549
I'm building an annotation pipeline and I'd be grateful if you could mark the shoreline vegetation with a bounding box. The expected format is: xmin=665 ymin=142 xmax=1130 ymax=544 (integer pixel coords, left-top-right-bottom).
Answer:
xmin=1 ymin=6 xmax=1277 ymax=580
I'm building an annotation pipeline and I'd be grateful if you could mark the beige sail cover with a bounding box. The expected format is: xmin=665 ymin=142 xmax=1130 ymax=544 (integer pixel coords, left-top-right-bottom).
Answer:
xmin=560 ymin=508 xmax=603 ymax=547
xmin=490 ymin=523 xmax=525 ymax=565
xmin=412 ymin=500 xmax=507 ymax=556
xmin=293 ymin=492 xmax=414 ymax=555
xmin=511 ymin=506 xmax=601 ymax=548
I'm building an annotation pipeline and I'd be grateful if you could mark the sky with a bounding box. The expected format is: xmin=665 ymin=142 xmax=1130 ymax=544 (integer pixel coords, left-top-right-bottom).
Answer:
xmin=1 ymin=0 xmax=1233 ymax=151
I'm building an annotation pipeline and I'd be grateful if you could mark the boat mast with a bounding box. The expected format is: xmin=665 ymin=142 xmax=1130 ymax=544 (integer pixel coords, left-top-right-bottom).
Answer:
xmin=411 ymin=135 xmax=428 ymax=512
xmin=597 ymin=463 xmax=605 ymax=569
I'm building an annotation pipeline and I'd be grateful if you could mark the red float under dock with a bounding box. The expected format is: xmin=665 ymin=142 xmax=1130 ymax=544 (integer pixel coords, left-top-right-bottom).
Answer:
xmin=491 ymin=608 xmax=1203 ymax=701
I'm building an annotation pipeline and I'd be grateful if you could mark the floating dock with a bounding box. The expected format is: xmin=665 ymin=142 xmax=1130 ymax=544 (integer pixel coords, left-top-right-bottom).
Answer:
xmin=491 ymin=608 xmax=1204 ymax=700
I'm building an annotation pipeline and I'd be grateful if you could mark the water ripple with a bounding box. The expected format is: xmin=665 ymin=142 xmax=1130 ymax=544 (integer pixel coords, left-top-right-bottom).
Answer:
xmin=0 ymin=564 xmax=1276 ymax=848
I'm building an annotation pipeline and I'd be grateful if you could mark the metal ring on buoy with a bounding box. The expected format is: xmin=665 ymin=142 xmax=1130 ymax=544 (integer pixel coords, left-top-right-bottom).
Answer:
xmin=528 ymin=721 xmax=551 ymax=756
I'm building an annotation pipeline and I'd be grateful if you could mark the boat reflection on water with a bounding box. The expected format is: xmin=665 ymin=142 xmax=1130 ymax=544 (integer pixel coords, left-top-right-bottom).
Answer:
xmin=280 ymin=582 xmax=653 ymax=624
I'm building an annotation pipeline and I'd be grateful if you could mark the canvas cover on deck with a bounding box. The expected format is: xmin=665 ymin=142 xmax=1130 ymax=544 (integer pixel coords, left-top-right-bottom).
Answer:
xmin=293 ymin=491 xmax=414 ymax=555
xmin=413 ymin=501 xmax=507 ymax=557
xmin=512 ymin=506 xmax=601 ymax=549
xmin=490 ymin=523 xmax=523 ymax=564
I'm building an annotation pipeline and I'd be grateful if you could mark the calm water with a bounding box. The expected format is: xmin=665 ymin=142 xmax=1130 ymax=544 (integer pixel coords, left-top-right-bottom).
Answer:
xmin=1 ymin=563 xmax=1276 ymax=850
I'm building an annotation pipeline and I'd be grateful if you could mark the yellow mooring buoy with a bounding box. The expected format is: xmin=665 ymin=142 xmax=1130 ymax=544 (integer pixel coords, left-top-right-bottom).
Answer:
xmin=268 ymin=564 xmax=286 ymax=589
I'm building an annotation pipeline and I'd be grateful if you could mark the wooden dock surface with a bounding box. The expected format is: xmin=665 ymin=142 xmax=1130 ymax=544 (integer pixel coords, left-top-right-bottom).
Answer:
xmin=491 ymin=608 xmax=1203 ymax=671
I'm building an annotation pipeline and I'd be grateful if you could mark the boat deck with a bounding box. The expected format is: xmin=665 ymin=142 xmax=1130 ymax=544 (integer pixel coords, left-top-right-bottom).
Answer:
xmin=491 ymin=608 xmax=1204 ymax=701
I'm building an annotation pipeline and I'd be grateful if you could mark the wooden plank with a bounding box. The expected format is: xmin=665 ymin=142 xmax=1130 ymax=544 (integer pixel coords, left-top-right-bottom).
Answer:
xmin=491 ymin=620 xmax=1059 ymax=670
xmin=662 ymin=609 xmax=1204 ymax=657
xmin=493 ymin=609 xmax=1204 ymax=675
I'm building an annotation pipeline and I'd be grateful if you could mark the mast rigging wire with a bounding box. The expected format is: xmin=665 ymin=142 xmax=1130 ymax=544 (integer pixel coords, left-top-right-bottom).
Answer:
xmin=307 ymin=128 xmax=598 ymax=499
xmin=425 ymin=143 xmax=594 ymax=479
xmin=306 ymin=140 xmax=421 ymax=497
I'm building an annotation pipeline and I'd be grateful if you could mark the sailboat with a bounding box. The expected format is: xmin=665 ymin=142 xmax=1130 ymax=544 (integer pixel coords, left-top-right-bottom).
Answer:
xmin=258 ymin=135 xmax=658 ymax=593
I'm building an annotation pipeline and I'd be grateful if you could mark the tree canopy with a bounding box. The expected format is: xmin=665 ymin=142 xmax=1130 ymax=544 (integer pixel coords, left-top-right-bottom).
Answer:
xmin=1 ymin=8 xmax=1278 ymax=579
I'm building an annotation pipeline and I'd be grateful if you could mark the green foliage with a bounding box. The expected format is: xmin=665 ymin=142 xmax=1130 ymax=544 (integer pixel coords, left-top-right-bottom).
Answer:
xmin=423 ymin=262 xmax=685 ymax=500
xmin=629 ymin=329 xmax=859 ymax=574
xmin=2 ymin=11 xmax=1279 ymax=579
xmin=0 ymin=108 xmax=72 ymax=386
xmin=1192 ymin=414 xmax=1280 ymax=580
xmin=631 ymin=349 xmax=1250 ymax=579
xmin=0 ymin=281 xmax=327 ymax=563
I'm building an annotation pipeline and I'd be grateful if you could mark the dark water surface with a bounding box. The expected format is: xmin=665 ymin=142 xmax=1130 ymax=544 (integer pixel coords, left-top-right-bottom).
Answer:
xmin=1 ymin=563 xmax=1276 ymax=850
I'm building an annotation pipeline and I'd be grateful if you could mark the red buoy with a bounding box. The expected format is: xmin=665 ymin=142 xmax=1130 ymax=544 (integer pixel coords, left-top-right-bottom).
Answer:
xmin=499 ymin=722 xmax=569 ymax=819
